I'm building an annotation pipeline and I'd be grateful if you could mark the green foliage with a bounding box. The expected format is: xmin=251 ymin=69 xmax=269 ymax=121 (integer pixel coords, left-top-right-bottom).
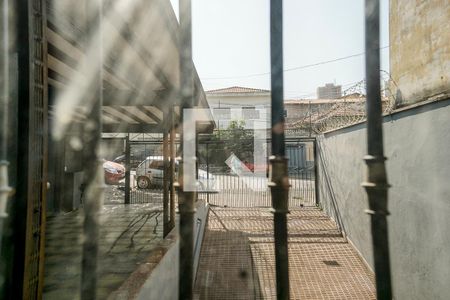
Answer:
xmin=200 ymin=120 xmax=255 ymax=170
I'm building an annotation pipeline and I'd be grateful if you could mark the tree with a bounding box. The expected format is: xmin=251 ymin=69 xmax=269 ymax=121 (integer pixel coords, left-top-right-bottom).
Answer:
xmin=200 ymin=120 xmax=254 ymax=172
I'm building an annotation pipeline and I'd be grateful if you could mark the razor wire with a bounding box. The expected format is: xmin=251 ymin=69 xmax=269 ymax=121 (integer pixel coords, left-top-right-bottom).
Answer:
xmin=286 ymin=71 xmax=397 ymax=135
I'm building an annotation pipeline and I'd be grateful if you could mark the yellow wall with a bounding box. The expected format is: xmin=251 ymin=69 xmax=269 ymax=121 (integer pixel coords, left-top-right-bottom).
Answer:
xmin=390 ymin=0 xmax=450 ymax=106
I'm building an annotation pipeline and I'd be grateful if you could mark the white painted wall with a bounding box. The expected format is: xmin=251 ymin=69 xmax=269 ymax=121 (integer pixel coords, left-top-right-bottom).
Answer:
xmin=206 ymin=93 xmax=271 ymax=129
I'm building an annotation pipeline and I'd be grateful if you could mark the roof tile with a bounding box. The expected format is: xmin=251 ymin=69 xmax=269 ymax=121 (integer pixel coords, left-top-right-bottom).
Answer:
xmin=206 ymin=86 xmax=270 ymax=94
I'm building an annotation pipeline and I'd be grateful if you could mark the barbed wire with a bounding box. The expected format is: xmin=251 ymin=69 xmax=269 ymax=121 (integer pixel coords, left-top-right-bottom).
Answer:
xmin=286 ymin=71 xmax=397 ymax=135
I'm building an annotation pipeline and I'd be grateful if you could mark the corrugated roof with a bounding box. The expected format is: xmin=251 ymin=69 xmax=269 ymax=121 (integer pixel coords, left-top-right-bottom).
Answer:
xmin=206 ymin=86 xmax=270 ymax=94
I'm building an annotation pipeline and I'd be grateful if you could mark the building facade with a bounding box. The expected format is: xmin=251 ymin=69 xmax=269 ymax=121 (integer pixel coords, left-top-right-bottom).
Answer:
xmin=316 ymin=83 xmax=342 ymax=99
xmin=206 ymin=86 xmax=271 ymax=130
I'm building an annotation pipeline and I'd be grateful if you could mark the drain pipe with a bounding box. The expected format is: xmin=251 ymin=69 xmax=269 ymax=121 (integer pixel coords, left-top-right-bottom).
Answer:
xmin=363 ymin=0 xmax=392 ymax=299
xmin=269 ymin=0 xmax=290 ymax=299
xmin=0 ymin=0 xmax=13 ymax=254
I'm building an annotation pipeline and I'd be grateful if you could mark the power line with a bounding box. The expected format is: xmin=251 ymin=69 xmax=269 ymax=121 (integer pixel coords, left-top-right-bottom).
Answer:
xmin=201 ymin=45 xmax=390 ymax=80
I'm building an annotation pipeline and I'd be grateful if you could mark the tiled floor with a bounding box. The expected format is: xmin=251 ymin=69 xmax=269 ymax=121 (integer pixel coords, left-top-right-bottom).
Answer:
xmin=43 ymin=204 xmax=163 ymax=300
xmin=194 ymin=206 xmax=376 ymax=300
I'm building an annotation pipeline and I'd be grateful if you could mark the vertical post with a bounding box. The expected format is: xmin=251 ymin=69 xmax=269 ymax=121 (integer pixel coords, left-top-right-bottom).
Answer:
xmin=163 ymin=115 xmax=170 ymax=237
xmin=363 ymin=0 xmax=392 ymax=299
xmin=309 ymin=100 xmax=312 ymax=138
xmin=169 ymin=109 xmax=176 ymax=231
xmin=269 ymin=0 xmax=290 ymax=299
xmin=81 ymin=0 xmax=103 ymax=299
xmin=124 ymin=134 xmax=130 ymax=204
xmin=313 ymin=139 xmax=320 ymax=206
xmin=0 ymin=0 xmax=13 ymax=290
xmin=178 ymin=0 xmax=195 ymax=299
xmin=0 ymin=0 xmax=8 ymax=162
xmin=206 ymin=142 xmax=209 ymax=203
xmin=14 ymin=0 xmax=48 ymax=298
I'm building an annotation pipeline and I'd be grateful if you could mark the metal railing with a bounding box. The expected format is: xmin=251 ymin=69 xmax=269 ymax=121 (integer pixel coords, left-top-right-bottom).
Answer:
xmin=2 ymin=0 xmax=393 ymax=299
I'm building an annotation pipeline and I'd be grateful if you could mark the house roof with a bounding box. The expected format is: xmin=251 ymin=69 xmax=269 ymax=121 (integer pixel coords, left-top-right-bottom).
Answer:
xmin=206 ymin=86 xmax=270 ymax=95
xmin=284 ymin=98 xmax=366 ymax=105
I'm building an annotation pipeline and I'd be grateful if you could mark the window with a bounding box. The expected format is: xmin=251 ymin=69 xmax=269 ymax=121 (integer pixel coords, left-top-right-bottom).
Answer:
xmin=213 ymin=108 xmax=231 ymax=120
xmin=242 ymin=107 xmax=260 ymax=120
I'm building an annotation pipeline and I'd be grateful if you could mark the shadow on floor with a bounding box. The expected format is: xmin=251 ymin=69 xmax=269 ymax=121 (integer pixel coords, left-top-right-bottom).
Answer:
xmin=194 ymin=206 xmax=376 ymax=300
xmin=194 ymin=229 xmax=264 ymax=300
xmin=43 ymin=204 xmax=163 ymax=300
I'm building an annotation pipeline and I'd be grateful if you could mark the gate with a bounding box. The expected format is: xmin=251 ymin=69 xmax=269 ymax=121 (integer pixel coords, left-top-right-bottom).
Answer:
xmin=200 ymin=138 xmax=317 ymax=208
xmin=15 ymin=0 xmax=48 ymax=298
xmin=128 ymin=140 xmax=165 ymax=205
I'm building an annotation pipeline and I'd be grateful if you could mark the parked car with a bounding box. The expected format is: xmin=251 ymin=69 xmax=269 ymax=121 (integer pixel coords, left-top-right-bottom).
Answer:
xmin=103 ymin=160 xmax=125 ymax=185
xmin=135 ymin=156 xmax=216 ymax=191
xmin=113 ymin=154 xmax=142 ymax=169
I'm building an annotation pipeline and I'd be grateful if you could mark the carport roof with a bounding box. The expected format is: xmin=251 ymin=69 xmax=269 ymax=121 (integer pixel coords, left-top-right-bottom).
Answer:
xmin=47 ymin=0 xmax=212 ymax=134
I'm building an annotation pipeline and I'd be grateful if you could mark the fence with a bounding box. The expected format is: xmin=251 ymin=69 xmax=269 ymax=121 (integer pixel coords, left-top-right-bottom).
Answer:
xmin=199 ymin=139 xmax=317 ymax=208
xmin=286 ymin=74 xmax=397 ymax=134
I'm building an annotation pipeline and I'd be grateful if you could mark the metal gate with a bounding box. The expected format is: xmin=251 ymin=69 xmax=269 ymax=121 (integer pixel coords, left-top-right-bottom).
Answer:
xmin=129 ymin=141 xmax=165 ymax=205
xmin=16 ymin=0 xmax=48 ymax=298
xmin=199 ymin=138 xmax=317 ymax=208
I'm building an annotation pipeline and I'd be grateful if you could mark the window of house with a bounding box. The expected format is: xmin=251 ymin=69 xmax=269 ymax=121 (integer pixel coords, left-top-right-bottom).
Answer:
xmin=242 ymin=107 xmax=259 ymax=119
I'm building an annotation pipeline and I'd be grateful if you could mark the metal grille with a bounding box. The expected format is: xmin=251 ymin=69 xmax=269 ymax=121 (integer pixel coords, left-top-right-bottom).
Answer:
xmin=23 ymin=0 xmax=48 ymax=298
xmin=200 ymin=139 xmax=316 ymax=208
xmin=129 ymin=142 xmax=164 ymax=205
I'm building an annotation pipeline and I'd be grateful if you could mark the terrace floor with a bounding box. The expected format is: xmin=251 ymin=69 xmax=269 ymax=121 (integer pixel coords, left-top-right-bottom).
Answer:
xmin=43 ymin=204 xmax=163 ymax=299
xmin=194 ymin=206 xmax=376 ymax=299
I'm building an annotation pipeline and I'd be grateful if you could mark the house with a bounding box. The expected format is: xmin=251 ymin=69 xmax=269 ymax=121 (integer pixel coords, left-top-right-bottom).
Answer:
xmin=206 ymin=86 xmax=271 ymax=130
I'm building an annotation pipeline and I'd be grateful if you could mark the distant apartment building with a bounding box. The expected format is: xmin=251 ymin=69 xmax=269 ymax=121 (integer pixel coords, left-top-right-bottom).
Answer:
xmin=317 ymin=83 xmax=342 ymax=99
xmin=205 ymin=86 xmax=271 ymax=130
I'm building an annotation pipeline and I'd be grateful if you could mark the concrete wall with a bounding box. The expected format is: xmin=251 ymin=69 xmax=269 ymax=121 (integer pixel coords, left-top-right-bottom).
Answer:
xmin=317 ymin=99 xmax=450 ymax=299
xmin=390 ymin=0 xmax=450 ymax=106
xmin=130 ymin=200 xmax=209 ymax=300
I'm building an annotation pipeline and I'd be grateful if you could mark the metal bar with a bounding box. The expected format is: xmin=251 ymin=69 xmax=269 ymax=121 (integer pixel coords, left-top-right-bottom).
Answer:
xmin=363 ymin=1 xmax=392 ymax=299
xmin=163 ymin=117 xmax=170 ymax=237
xmin=269 ymin=0 xmax=290 ymax=299
xmin=206 ymin=143 xmax=209 ymax=204
xmin=178 ymin=0 xmax=195 ymax=298
xmin=0 ymin=0 xmax=12 ymax=263
xmin=169 ymin=108 xmax=176 ymax=231
xmin=14 ymin=0 xmax=49 ymax=298
xmin=1 ymin=0 xmax=8 ymax=160
xmin=81 ymin=0 xmax=104 ymax=299
xmin=125 ymin=134 xmax=131 ymax=204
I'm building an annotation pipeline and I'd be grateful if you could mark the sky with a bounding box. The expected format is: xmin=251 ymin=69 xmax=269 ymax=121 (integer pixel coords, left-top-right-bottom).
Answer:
xmin=170 ymin=0 xmax=390 ymax=99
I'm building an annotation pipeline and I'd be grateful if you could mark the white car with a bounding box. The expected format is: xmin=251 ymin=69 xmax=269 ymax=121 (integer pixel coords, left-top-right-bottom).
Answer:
xmin=135 ymin=156 xmax=216 ymax=191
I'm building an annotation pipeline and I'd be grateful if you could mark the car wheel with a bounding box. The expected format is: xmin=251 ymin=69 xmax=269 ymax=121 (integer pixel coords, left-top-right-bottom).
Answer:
xmin=137 ymin=176 xmax=151 ymax=189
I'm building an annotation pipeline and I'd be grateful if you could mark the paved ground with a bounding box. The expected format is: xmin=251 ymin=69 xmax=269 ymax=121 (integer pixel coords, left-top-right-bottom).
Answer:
xmin=43 ymin=204 xmax=163 ymax=300
xmin=103 ymin=184 xmax=164 ymax=205
xmin=194 ymin=206 xmax=376 ymax=300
